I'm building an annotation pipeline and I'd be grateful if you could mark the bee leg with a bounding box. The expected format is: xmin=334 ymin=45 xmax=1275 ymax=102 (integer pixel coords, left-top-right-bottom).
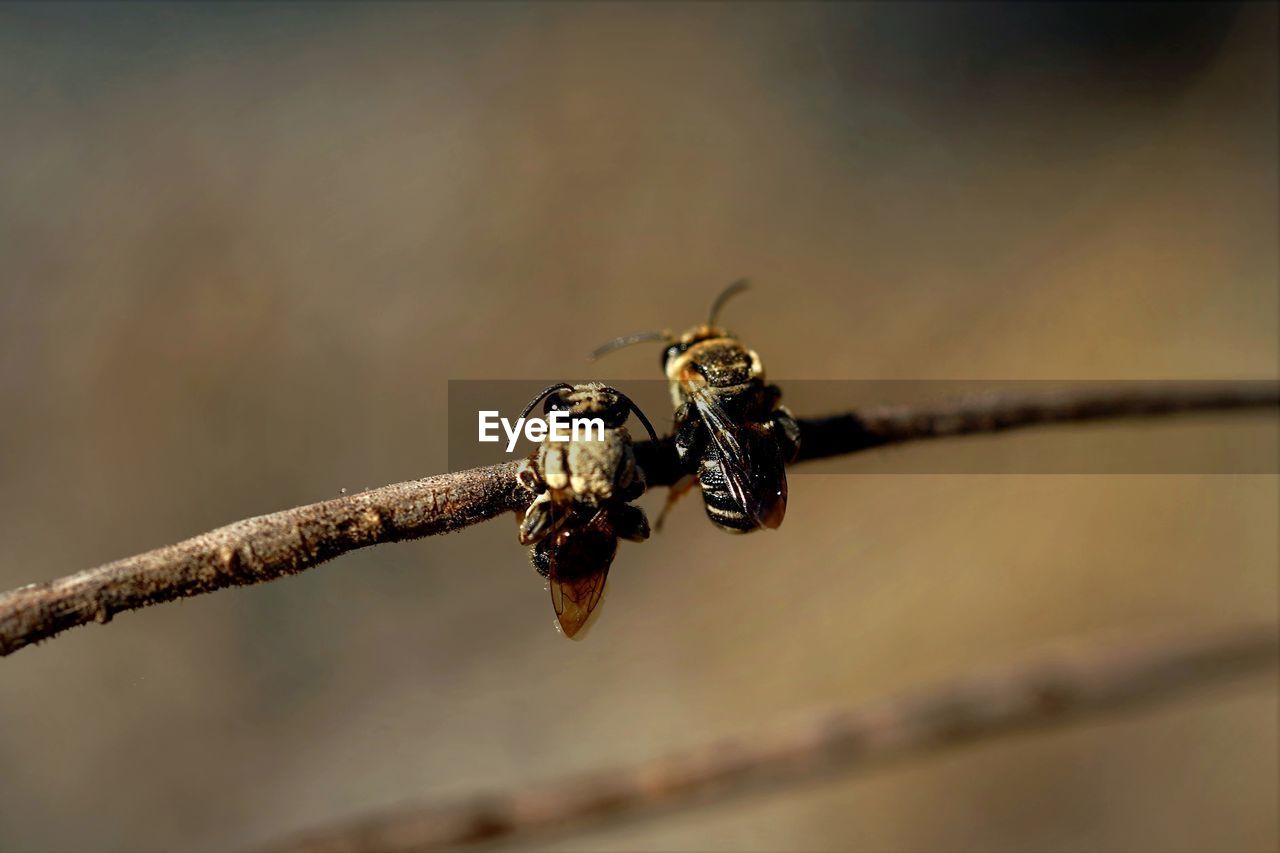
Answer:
xmin=615 ymin=444 xmax=647 ymax=503
xmin=516 ymin=458 xmax=544 ymax=493
xmin=769 ymin=406 xmax=801 ymax=462
xmin=530 ymin=540 xmax=552 ymax=578
xmin=654 ymin=474 xmax=698 ymax=532
xmin=673 ymin=402 xmax=705 ymax=468
xmin=617 ymin=476 xmax=646 ymax=503
xmin=617 ymin=452 xmax=648 ymax=503
xmin=611 ymin=504 xmax=650 ymax=542
xmin=518 ymin=492 xmax=558 ymax=545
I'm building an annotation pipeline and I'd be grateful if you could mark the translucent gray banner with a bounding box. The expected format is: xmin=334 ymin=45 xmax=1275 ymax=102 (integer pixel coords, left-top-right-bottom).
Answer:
xmin=447 ymin=380 xmax=1277 ymax=475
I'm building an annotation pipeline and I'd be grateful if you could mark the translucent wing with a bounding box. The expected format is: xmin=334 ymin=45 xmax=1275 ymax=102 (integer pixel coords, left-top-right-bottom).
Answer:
xmin=689 ymin=386 xmax=753 ymax=509
xmin=543 ymin=509 xmax=617 ymax=639
xmin=690 ymin=386 xmax=786 ymax=529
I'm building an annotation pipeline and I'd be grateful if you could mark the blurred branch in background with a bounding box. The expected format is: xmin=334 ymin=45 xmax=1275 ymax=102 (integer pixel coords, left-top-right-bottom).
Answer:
xmin=1 ymin=380 xmax=1276 ymax=657
xmin=272 ymin=622 xmax=1280 ymax=852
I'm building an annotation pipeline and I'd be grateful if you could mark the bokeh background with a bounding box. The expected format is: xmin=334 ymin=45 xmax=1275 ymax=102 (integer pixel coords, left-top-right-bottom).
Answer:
xmin=0 ymin=2 xmax=1276 ymax=851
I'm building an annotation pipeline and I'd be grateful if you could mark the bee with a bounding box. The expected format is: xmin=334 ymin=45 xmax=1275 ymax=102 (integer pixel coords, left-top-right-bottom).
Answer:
xmin=592 ymin=280 xmax=800 ymax=534
xmin=515 ymin=382 xmax=659 ymax=638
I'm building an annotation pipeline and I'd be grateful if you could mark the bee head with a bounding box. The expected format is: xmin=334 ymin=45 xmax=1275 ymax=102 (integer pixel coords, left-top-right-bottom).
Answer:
xmin=662 ymin=324 xmax=730 ymax=371
xmin=521 ymin=383 xmax=655 ymax=442
xmin=545 ymin=383 xmax=630 ymax=429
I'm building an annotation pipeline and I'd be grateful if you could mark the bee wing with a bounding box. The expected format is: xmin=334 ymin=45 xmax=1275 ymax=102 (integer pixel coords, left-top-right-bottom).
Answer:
xmin=690 ymin=386 xmax=786 ymax=529
xmin=549 ymin=568 xmax=610 ymax=640
xmin=545 ymin=510 xmax=617 ymax=639
xmin=689 ymin=387 xmax=753 ymax=506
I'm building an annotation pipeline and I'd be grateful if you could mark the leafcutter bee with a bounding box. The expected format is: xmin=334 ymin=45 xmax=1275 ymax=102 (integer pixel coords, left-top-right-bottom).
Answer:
xmin=592 ymin=280 xmax=800 ymax=534
xmin=515 ymin=382 xmax=658 ymax=638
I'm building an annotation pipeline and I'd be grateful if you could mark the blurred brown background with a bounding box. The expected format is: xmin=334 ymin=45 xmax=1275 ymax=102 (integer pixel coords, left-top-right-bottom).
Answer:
xmin=0 ymin=2 xmax=1276 ymax=851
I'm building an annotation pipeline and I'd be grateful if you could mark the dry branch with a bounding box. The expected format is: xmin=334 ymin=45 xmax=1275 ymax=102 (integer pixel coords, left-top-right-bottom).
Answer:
xmin=790 ymin=380 xmax=1280 ymax=464
xmin=1 ymin=380 xmax=1276 ymax=657
xmin=0 ymin=463 xmax=525 ymax=657
xmin=272 ymin=622 xmax=1280 ymax=852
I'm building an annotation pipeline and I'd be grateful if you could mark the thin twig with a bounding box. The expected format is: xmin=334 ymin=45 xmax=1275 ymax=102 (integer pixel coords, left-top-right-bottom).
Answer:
xmin=790 ymin=380 xmax=1280 ymax=463
xmin=0 ymin=462 xmax=526 ymax=657
xmin=1 ymin=381 xmax=1275 ymax=657
xmin=270 ymin=622 xmax=1280 ymax=852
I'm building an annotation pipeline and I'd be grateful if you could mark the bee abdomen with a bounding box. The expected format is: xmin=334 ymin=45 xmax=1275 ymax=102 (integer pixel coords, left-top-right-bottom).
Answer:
xmin=697 ymin=457 xmax=755 ymax=532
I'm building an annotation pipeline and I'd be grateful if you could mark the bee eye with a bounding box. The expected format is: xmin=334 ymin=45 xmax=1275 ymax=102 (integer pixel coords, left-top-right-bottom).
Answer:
xmin=543 ymin=393 xmax=572 ymax=415
xmin=602 ymin=401 xmax=629 ymax=428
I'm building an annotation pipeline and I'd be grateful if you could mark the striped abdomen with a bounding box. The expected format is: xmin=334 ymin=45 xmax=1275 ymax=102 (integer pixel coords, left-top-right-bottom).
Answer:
xmin=697 ymin=449 xmax=756 ymax=533
xmin=696 ymin=430 xmax=788 ymax=534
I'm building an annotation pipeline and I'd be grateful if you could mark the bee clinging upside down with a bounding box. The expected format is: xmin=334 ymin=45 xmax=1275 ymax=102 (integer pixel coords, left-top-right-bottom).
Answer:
xmin=515 ymin=383 xmax=658 ymax=638
xmin=592 ymin=280 xmax=800 ymax=534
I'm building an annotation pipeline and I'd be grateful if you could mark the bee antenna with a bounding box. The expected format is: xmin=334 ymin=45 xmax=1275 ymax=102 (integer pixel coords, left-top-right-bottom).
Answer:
xmin=614 ymin=393 xmax=659 ymax=442
xmin=588 ymin=331 xmax=669 ymax=361
xmin=707 ymin=278 xmax=750 ymax=325
xmin=519 ymin=383 xmax=574 ymax=420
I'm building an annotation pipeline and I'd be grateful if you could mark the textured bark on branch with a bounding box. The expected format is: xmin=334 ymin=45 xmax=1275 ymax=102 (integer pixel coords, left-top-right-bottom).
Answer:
xmin=271 ymin=623 xmax=1280 ymax=852
xmin=1 ymin=380 xmax=1275 ymax=657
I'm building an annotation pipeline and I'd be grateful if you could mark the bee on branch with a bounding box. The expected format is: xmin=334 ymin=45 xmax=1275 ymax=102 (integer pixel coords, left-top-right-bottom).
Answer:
xmin=515 ymin=382 xmax=658 ymax=638
xmin=592 ymin=280 xmax=800 ymax=534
